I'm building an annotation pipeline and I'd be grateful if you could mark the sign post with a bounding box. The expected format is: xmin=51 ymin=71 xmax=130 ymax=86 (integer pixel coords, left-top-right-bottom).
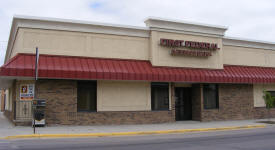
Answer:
xmin=35 ymin=47 xmax=39 ymax=81
xmin=33 ymin=47 xmax=39 ymax=134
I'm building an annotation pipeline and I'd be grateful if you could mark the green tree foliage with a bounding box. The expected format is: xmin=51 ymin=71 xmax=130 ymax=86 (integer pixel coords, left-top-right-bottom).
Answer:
xmin=263 ymin=90 xmax=275 ymax=121
xmin=263 ymin=90 xmax=275 ymax=109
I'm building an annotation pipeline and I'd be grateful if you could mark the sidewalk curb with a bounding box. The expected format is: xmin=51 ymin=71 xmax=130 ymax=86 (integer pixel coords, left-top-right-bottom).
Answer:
xmin=2 ymin=125 xmax=266 ymax=140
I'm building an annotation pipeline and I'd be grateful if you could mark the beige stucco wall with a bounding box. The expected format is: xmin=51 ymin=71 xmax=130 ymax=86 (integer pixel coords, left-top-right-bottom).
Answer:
xmin=10 ymin=28 xmax=275 ymax=69
xmin=4 ymin=89 xmax=12 ymax=111
xmin=149 ymin=31 xmax=223 ymax=69
xmin=7 ymin=26 xmax=275 ymax=70
xmin=253 ymin=84 xmax=275 ymax=107
xmin=97 ymin=80 xmax=151 ymax=111
xmin=223 ymin=45 xmax=275 ymax=67
xmin=10 ymin=28 xmax=149 ymax=60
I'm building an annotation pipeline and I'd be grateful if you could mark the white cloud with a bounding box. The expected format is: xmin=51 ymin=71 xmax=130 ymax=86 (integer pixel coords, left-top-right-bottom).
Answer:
xmin=0 ymin=0 xmax=275 ymax=65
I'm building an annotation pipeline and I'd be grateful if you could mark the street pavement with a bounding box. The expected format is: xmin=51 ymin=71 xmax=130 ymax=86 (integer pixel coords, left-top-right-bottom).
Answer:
xmin=1 ymin=112 xmax=274 ymax=138
xmin=1 ymin=126 xmax=275 ymax=150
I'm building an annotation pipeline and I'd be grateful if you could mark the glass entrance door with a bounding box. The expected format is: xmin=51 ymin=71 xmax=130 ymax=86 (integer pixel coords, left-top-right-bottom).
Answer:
xmin=175 ymin=87 xmax=192 ymax=121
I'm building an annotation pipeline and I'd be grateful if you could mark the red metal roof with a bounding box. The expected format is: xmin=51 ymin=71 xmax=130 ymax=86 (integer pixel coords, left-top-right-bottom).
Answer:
xmin=1 ymin=53 xmax=275 ymax=83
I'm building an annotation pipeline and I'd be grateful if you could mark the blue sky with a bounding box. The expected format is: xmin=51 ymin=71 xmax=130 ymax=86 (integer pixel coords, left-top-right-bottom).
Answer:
xmin=90 ymin=1 xmax=102 ymax=9
xmin=0 ymin=0 xmax=275 ymax=65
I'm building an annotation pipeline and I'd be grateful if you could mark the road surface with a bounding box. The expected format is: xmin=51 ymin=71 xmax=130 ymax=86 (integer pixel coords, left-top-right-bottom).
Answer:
xmin=1 ymin=126 xmax=275 ymax=150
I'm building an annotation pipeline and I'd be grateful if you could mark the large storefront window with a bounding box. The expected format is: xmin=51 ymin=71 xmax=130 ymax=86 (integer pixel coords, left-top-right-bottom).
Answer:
xmin=203 ymin=84 xmax=219 ymax=109
xmin=151 ymin=82 xmax=169 ymax=111
xmin=77 ymin=81 xmax=97 ymax=112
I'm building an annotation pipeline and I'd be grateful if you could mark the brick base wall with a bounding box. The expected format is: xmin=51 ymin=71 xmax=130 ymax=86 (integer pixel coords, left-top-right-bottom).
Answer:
xmin=253 ymin=107 xmax=275 ymax=119
xmin=36 ymin=80 xmax=175 ymax=125
xmin=200 ymin=84 xmax=275 ymax=121
xmin=34 ymin=80 xmax=275 ymax=125
xmin=46 ymin=111 xmax=174 ymax=125
xmin=201 ymin=84 xmax=253 ymax=121
xmin=192 ymin=84 xmax=202 ymax=121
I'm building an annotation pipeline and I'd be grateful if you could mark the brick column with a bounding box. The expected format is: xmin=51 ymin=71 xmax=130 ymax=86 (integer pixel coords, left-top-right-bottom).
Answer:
xmin=192 ymin=84 xmax=202 ymax=121
xmin=170 ymin=82 xmax=176 ymax=121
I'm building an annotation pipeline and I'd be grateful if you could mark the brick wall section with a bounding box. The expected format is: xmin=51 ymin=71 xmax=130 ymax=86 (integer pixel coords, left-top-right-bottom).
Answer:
xmin=36 ymin=79 xmax=175 ymax=125
xmin=192 ymin=84 xmax=202 ymax=121
xmin=253 ymin=107 xmax=275 ymax=119
xmin=170 ymin=83 xmax=176 ymax=121
xmin=35 ymin=80 xmax=275 ymax=125
xmin=201 ymin=84 xmax=275 ymax=121
xmin=1 ymin=90 xmax=5 ymax=112
xmin=201 ymin=84 xmax=254 ymax=121
xmin=36 ymin=79 xmax=77 ymax=125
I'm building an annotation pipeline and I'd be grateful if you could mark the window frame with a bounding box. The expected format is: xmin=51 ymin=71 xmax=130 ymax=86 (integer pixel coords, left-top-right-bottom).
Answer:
xmin=267 ymin=91 xmax=275 ymax=97
xmin=151 ymin=82 xmax=170 ymax=111
xmin=203 ymin=84 xmax=219 ymax=109
xmin=77 ymin=81 xmax=97 ymax=112
xmin=266 ymin=91 xmax=275 ymax=108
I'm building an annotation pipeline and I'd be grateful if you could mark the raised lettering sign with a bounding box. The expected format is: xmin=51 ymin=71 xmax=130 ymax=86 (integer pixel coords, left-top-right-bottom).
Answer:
xmin=160 ymin=38 xmax=219 ymax=57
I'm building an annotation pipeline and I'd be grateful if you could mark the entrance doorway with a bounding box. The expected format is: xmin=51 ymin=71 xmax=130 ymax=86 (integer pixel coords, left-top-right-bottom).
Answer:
xmin=175 ymin=87 xmax=192 ymax=121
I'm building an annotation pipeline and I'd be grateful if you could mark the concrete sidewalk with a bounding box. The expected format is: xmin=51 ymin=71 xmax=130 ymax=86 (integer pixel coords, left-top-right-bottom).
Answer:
xmin=0 ymin=112 xmax=274 ymax=139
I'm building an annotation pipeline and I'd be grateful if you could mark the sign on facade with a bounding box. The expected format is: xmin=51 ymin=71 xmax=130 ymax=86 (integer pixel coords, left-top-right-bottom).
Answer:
xmin=159 ymin=38 xmax=219 ymax=57
xmin=20 ymin=84 xmax=35 ymax=100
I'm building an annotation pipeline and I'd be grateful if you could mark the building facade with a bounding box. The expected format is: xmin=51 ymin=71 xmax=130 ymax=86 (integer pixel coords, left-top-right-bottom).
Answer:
xmin=0 ymin=16 xmax=275 ymax=125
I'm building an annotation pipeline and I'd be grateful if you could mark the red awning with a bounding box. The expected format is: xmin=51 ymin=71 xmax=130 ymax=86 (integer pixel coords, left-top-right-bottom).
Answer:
xmin=1 ymin=53 xmax=275 ymax=83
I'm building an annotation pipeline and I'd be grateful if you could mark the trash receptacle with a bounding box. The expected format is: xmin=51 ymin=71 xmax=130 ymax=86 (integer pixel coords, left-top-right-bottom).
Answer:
xmin=32 ymin=99 xmax=46 ymax=127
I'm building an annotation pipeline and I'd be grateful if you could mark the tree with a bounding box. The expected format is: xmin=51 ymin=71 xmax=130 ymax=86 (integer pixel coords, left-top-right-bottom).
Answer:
xmin=263 ymin=90 xmax=275 ymax=121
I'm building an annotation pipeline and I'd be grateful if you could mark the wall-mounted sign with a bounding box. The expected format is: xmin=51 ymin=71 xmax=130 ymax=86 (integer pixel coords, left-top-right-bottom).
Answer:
xmin=20 ymin=84 xmax=35 ymax=100
xmin=159 ymin=38 xmax=219 ymax=57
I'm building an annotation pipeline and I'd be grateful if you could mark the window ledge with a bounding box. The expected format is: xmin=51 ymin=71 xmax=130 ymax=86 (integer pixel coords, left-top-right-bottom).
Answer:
xmin=77 ymin=111 xmax=97 ymax=113
xmin=151 ymin=110 xmax=170 ymax=112
xmin=203 ymin=108 xmax=219 ymax=110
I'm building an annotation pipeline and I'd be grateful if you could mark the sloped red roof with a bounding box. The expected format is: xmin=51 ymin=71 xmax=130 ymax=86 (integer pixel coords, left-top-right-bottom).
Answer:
xmin=1 ymin=53 xmax=275 ymax=83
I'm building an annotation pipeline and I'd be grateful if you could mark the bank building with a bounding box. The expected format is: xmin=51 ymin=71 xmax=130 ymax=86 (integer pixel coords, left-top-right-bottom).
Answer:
xmin=0 ymin=16 xmax=275 ymax=125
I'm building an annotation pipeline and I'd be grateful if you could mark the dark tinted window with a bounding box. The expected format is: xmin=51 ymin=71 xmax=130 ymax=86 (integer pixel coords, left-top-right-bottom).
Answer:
xmin=77 ymin=81 xmax=97 ymax=111
xmin=151 ymin=82 xmax=169 ymax=110
xmin=267 ymin=91 xmax=275 ymax=107
xmin=267 ymin=91 xmax=275 ymax=97
xmin=203 ymin=84 xmax=219 ymax=109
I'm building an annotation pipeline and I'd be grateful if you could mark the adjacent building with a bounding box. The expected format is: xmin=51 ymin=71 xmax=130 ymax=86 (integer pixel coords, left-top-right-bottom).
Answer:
xmin=0 ymin=90 xmax=5 ymax=112
xmin=0 ymin=16 xmax=275 ymax=125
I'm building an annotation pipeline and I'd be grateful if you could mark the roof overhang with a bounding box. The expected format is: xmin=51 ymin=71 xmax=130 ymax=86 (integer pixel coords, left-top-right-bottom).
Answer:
xmin=144 ymin=17 xmax=228 ymax=37
xmin=1 ymin=53 xmax=275 ymax=84
xmin=223 ymin=36 xmax=275 ymax=50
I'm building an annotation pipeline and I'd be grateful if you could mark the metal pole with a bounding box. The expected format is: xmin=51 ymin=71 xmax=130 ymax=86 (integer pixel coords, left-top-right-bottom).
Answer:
xmin=33 ymin=106 xmax=35 ymax=134
xmin=33 ymin=47 xmax=39 ymax=134
xmin=35 ymin=47 xmax=39 ymax=81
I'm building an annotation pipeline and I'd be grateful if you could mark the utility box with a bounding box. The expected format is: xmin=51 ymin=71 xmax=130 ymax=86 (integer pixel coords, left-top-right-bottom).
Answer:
xmin=32 ymin=99 xmax=46 ymax=127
